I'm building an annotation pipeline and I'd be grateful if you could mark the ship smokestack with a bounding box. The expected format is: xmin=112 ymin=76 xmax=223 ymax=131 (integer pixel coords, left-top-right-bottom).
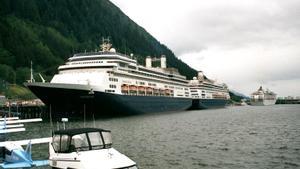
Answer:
xmin=146 ymin=56 xmax=152 ymax=68
xmin=160 ymin=55 xmax=166 ymax=68
xmin=198 ymin=71 xmax=204 ymax=81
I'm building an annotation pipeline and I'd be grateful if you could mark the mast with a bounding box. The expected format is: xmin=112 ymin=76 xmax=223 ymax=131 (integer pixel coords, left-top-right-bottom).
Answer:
xmin=100 ymin=37 xmax=112 ymax=52
xmin=30 ymin=61 xmax=35 ymax=83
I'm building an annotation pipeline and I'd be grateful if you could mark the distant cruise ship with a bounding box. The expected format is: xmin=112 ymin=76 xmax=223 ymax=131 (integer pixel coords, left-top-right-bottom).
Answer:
xmin=250 ymin=86 xmax=277 ymax=106
xmin=25 ymin=39 xmax=192 ymax=116
xmin=188 ymin=71 xmax=230 ymax=109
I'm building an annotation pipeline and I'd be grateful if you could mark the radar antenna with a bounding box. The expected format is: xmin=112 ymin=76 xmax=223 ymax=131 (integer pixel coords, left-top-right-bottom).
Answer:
xmin=100 ymin=37 xmax=112 ymax=52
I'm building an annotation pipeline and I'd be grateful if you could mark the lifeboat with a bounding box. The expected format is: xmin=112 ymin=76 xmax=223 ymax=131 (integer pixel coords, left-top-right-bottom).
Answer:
xmin=146 ymin=87 xmax=153 ymax=95
xmin=165 ymin=89 xmax=171 ymax=96
xmin=129 ymin=85 xmax=137 ymax=94
xmin=121 ymin=84 xmax=129 ymax=94
xmin=159 ymin=89 xmax=165 ymax=96
xmin=153 ymin=88 xmax=160 ymax=96
xmin=138 ymin=86 xmax=146 ymax=95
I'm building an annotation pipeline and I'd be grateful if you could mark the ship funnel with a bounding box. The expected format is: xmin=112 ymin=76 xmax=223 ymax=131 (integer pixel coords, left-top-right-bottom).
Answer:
xmin=146 ymin=56 xmax=152 ymax=68
xmin=197 ymin=71 xmax=204 ymax=81
xmin=160 ymin=55 xmax=166 ymax=68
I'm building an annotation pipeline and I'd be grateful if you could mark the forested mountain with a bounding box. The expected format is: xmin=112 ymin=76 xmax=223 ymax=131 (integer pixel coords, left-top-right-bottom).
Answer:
xmin=0 ymin=0 xmax=197 ymax=86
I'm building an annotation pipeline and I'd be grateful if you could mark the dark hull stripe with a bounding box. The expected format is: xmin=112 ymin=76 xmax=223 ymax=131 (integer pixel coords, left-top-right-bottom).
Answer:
xmin=26 ymin=84 xmax=192 ymax=117
xmin=189 ymin=98 xmax=228 ymax=110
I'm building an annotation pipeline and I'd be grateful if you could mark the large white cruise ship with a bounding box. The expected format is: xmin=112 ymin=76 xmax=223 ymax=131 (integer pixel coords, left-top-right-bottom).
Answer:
xmin=25 ymin=39 xmax=192 ymax=116
xmin=188 ymin=71 xmax=230 ymax=109
xmin=250 ymin=86 xmax=277 ymax=106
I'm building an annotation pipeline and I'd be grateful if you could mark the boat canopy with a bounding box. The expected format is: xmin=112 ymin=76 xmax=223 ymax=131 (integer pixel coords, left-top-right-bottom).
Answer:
xmin=53 ymin=128 xmax=110 ymax=136
xmin=52 ymin=128 xmax=112 ymax=153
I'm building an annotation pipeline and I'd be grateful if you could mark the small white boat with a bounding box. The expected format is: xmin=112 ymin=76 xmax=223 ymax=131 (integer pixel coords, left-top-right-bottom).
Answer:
xmin=49 ymin=128 xmax=138 ymax=169
xmin=0 ymin=139 xmax=50 ymax=169
xmin=0 ymin=117 xmax=50 ymax=168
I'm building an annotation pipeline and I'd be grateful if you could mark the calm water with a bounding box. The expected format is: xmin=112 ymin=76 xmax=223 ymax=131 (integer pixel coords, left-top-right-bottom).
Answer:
xmin=8 ymin=105 xmax=300 ymax=169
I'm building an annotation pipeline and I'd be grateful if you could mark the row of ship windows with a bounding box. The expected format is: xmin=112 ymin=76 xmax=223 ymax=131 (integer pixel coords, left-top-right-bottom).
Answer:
xmin=165 ymin=85 xmax=183 ymax=90
xmin=148 ymin=83 xmax=157 ymax=87
xmin=105 ymin=89 xmax=115 ymax=93
xmin=137 ymin=81 xmax=145 ymax=85
xmin=132 ymin=82 xmax=185 ymax=91
xmin=71 ymin=61 xmax=103 ymax=65
xmin=192 ymin=94 xmax=228 ymax=99
xmin=191 ymin=93 xmax=206 ymax=96
xmin=165 ymin=85 xmax=188 ymax=91
xmin=191 ymin=89 xmax=227 ymax=93
xmin=125 ymin=80 xmax=185 ymax=90
xmin=70 ymin=60 xmax=126 ymax=65
xmin=198 ymin=85 xmax=226 ymax=89
xmin=109 ymin=84 xmax=117 ymax=88
xmin=191 ymin=90 xmax=206 ymax=93
xmin=121 ymin=69 xmax=187 ymax=84
xmin=109 ymin=77 xmax=118 ymax=82
xmin=112 ymin=77 xmax=158 ymax=88
xmin=192 ymin=96 xmax=206 ymax=98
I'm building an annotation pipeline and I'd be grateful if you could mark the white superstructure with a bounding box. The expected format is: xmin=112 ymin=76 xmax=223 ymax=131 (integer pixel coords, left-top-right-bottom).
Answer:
xmin=50 ymin=39 xmax=190 ymax=98
xmin=188 ymin=71 xmax=230 ymax=100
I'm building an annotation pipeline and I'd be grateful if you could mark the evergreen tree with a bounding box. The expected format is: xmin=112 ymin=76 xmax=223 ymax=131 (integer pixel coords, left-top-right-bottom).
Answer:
xmin=0 ymin=0 xmax=197 ymax=85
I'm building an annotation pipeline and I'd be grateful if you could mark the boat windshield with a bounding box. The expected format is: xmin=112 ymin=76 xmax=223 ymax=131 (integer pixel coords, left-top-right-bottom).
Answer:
xmin=69 ymin=131 xmax=112 ymax=152
xmin=88 ymin=132 xmax=104 ymax=150
xmin=52 ymin=134 xmax=71 ymax=153
xmin=53 ymin=130 xmax=113 ymax=153
xmin=102 ymin=131 xmax=112 ymax=148
xmin=71 ymin=133 xmax=90 ymax=151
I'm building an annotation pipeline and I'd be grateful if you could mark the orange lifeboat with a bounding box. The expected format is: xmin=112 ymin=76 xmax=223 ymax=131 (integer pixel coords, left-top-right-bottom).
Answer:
xmin=165 ymin=89 xmax=171 ymax=96
xmin=129 ymin=85 xmax=137 ymax=94
xmin=138 ymin=86 xmax=146 ymax=95
xmin=121 ymin=84 xmax=129 ymax=94
xmin=153 ymin=88 xmax=160 ymax=96
xmin=159 ymin=89 xmax=165 ymax=96
xmin=146 ymin=87 xmax=153 ymax=95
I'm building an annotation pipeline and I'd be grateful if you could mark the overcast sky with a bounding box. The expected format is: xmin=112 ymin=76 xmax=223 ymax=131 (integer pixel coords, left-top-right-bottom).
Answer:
xmin=110 ymin=0 xmax=300 ymax=97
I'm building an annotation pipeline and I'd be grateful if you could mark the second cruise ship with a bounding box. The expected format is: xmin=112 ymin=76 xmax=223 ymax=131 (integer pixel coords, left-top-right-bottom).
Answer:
xmin=188 ymin=71 xmax=230 ymax=109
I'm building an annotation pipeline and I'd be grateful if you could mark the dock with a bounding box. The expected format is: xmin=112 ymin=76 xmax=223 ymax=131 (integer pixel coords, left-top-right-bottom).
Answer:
xmin=276 ymin=98 xmax=300 ymax=104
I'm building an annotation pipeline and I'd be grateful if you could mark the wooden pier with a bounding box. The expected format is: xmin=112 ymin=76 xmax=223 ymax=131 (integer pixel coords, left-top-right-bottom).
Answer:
xmin=0 ymin=105 xmax=47 ymax=119
xmin=276 ymin=98 xmax=300 ymax=104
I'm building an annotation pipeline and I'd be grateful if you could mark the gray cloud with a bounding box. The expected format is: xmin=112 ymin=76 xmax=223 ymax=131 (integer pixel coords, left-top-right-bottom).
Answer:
xmin=167 ymin=0 xmax=300 ymax=54
xmin=111 ymin=0 xmax=300 ymax=96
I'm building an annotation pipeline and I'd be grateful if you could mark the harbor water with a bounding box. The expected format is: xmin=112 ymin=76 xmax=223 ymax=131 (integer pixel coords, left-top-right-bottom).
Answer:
xmin=8 ymin=105 xmax=300 ymax=169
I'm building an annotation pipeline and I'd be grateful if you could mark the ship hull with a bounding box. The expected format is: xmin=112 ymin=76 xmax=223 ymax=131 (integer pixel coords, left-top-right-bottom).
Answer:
xmin=189 ymin=98 xmax=228 ymax=110
xmin=250 ymin=99 xmax=276 ymax=106
xmin=25 ymin=83 xmax=192 ymax=117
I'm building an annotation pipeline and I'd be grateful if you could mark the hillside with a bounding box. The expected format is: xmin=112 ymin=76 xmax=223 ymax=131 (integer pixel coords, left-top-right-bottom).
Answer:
xmin=0 ymin=0 xmax=197 ymax=87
